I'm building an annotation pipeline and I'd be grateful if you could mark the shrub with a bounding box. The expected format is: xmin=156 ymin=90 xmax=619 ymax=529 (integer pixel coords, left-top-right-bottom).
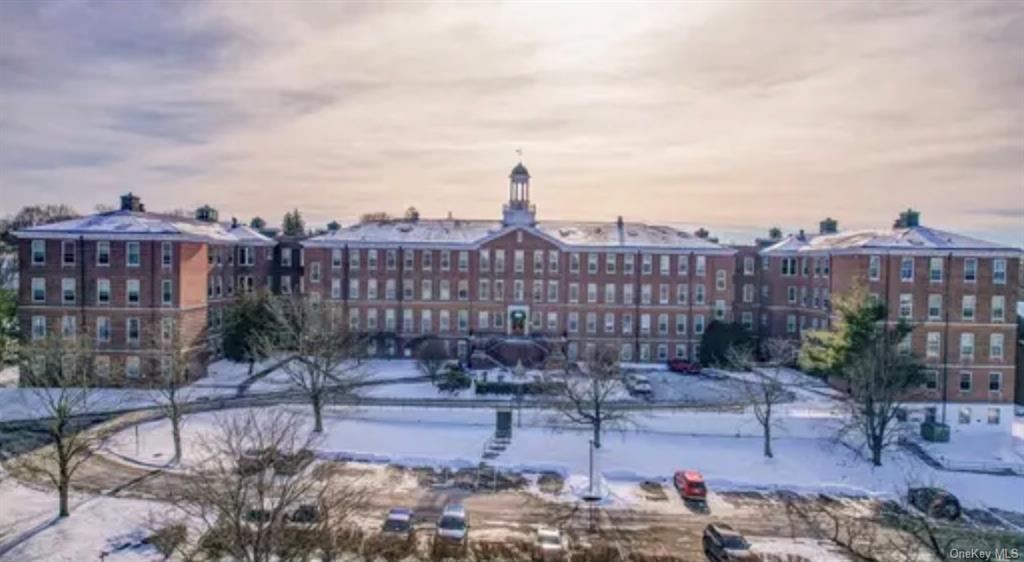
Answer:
xmin=148 ymin=524 xmax=187 ymax=559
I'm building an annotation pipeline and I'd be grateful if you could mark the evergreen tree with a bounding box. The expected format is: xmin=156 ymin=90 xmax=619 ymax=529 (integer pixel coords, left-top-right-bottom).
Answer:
xmin=281 ymin=209 xmax=305 ymax=236
xmin=699 ymin=321 xmax=754 ymax=367
xmin=801 ymin=286 xmax=926 ymax=466
xmin=223 ymin=291 xmax=276 ymax=375
xmin=249 ymin=216 xmax=267 ymax=230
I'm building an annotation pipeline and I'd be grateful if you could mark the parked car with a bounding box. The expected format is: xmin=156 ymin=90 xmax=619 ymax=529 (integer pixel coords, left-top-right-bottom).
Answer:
xmin=533 ymin=527 xmax=566 ymax=561
xmin=381 ymin=507 xmax=415 ymax=541
xmin=625 ymin=373 xmax=653 ymax=396
xmin=702 ymin=523 xmax=752 ymax=561
xmin=273 ymin=449 xmax=315 ymax=476
xmin=908 ymin=487 xmax=961 ymax=520
xmin=673 ymin=470 xmax=707 ymax=502
xmin=668 ymin=359 xmax=702 ymax=375
xmin=433 ymin=503 xmax=469 ymax=554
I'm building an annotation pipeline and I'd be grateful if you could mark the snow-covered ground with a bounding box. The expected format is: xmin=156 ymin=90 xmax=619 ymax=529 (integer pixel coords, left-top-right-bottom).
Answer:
xmin=104 ymin=405 xmax=1024 ymax=513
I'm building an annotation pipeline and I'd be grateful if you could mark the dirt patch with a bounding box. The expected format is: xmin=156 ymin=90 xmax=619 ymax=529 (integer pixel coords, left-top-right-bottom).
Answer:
xmin=538 ymin=472 xmax=565 ymax=495
xmin=638 ymin=481 xmax=667 ymax=502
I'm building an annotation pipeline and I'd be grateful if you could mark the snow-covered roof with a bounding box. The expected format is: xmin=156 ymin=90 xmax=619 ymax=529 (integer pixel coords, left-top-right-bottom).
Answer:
xmin=808 ymin=226 xmax=1020 ymax=256
xmin=304 ymin=218 xmax=733 ymax=253
xmin=13 ymin=210 xmax=275 ymax=246
xmin=761 ymin=226 xmax=1020 ymax=257
xmin=759 ymin=233 xmax=814 ymax=256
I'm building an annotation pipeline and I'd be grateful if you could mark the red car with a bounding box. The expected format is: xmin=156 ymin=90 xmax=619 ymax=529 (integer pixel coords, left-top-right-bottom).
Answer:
xmin=673 ymin=470 xmax=707 ymax=501
xmin=668 ymin=359 xmax=702 ymax=375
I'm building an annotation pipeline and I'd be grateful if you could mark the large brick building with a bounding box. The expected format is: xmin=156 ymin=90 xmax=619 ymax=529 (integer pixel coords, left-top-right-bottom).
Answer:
xmin=12 ymin=165 xmax=1022 ymax=438
xmin=758 ymin=210 xmax=1020 ymax=435
xmin=301 ymin=163 xmax=737 ymax=365
xmin=14 ymin=194 xmax=275 ymax=383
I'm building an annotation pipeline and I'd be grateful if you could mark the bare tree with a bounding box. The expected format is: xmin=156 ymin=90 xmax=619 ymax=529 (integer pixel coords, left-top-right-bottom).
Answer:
xmin=415 ymin=337 xmax=448 ymax=381
xmin=148 ymin=321 xmax=198 ymax=463
xmin=164 ymin=409 xmax=369 ymax=562
xmin=727 ymin=339 xmax=797 ymax=459
xmin=547 ymin=344 xmax=631 ymax=450
xmin=14 ymin=333 xmax=109 ymax=517
xmin=258 ymin=297 xmax=366 ymax=432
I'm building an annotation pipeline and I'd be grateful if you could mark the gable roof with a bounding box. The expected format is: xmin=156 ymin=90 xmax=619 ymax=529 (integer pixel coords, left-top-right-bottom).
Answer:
xmin=760 ymin=225 xmax=1020 ymax=257
xmin=13 ymin=210 xmax=276 ymax=246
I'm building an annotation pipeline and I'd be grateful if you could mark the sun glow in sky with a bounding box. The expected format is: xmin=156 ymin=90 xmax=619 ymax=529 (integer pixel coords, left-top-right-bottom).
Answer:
xmin=1 ymin=1 xmax=1021 ymax=244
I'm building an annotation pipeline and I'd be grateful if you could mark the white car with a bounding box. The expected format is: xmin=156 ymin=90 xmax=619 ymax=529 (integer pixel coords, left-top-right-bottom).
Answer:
xmin=625 ymin=373 xmax=653 ymax=396
xmin=534 ymin=527 xmax=567 ymax=561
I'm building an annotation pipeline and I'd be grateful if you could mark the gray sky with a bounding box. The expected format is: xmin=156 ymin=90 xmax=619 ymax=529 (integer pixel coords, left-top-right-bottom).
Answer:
xmin=1 ymin=1 xmax=1022 ymax=245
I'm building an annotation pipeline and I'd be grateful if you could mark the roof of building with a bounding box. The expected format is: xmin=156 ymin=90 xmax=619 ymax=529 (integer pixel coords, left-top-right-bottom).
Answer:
xmin=13 ymin=210 xmax=276 ymax=246
xmin=761 ymin=225 xmax=1019 ymax=257
xmin=511 ymin=162 xmax=529 ymax=176
xmin=303 ymin=218 xmax=733 ymax=253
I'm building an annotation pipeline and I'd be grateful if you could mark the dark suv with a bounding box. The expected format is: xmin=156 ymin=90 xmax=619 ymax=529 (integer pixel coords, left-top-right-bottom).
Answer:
xmin=702 ymin=523 xmax=752 ymax=561
xmin=908 ymin=487 xmax=961 ymax=520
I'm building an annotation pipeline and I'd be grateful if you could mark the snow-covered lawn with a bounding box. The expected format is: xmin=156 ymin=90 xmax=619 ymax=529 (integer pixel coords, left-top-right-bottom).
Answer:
xmin=103 ymin=405 xmax=1024 ymax=513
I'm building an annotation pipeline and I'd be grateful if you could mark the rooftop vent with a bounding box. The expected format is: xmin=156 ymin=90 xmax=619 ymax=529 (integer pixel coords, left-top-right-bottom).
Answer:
xmin=195 ymin=205 xmax=219 ymax=223
xmin=819 ymin=217 xmax=838 ymax=235
xmin=893 ymin=209 xmax=920 ymax=228
xmin=120 ymin=193 xmax=144 ymax=212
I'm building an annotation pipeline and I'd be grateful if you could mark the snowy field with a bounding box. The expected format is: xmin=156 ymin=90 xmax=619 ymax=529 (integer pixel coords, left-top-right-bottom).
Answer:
xmin=104 ymin=404 xmax=1024 ymax=513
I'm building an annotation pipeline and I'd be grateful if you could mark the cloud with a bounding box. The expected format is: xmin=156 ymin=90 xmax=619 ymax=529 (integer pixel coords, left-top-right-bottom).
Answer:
xmin=0 ymin=1 xmax=1021 ymax=246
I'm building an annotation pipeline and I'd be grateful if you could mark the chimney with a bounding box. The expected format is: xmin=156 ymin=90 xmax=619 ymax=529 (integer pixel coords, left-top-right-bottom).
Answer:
xmin=893 ymin=209 xmax=920 ymax=228
xmin=231 ymin=216 xmax=239 ymax=228
xmin=694 ymin=227 xmax=710 ymax=239
xmin=195 ymin=205 xmax=219 ymax=223
xmin=120 ymin=192 xmax=143 ymax=212
xmin=797 ymin=229 xmax=806 ymax=241
xmin=616 ymin=215 xmax=624 ymax=229
xmin=819 ymin=217 xmax=838 ymax=235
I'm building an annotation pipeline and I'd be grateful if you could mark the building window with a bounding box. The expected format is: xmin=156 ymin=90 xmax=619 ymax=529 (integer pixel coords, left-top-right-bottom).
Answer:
xmin=677 ymin=284 xmax=688 ymax=305
xmin=569 ymin=253 xmax=580 ymax=274
xmin=988 ymin=408 xmax=1001 ymax=425
xmin=126 ymin=241 xmax=141 ymax=267
xmin=743 ymin=284 xmax=754 ymax=303
xmin=162 ymin=279 xmax=173 ymax=305
xmin=333 ymin=278 xmax=343 ymax=300
xmin=741 ymin=312 xmax=753 ymax=330
xmin=310 ymin=262 xmax=321 ymax=283
xmin=927 ymin=294 xmax=942 ymax=320
xmin=989 ymin=372 xmax=1002 ymax=392
xmin=458 ymin=280 xmax=469 ymax=301
xmin=95 ymin=241 xmax=110 ymax=266
xmin=659 ymin=284 xmax=669 ymax=304
xmin=548 ymin=280 xmax=559 ymax=303
xmin=639 ymin=314 xmax=650 ymax=336
xmin=619 ymin=253 xmax=633 ymax=275
xmin=992 ymin=259 xmax=1006 ymax=284
xmin=535 ymin=251 xmax=546 ymax=274
xmin=657 ymin=313 xmax=669 ymax=335
xmin=786 ymin=314 xmax=797 ymax=334
xmin=96 ymin=317 xmax=110 ymax=343
xmin=743 ymin=257 xmax=754 ymax=275
xmin=532 ymin=280 xmax=543 ymax=303
xmin=714 ymin=300 xmax=726 ymax=320
xmin=641 ymin=254 xmax=652 ymax=275
xmin=61 ymin=315 xmax=76 ymax=338
xmin=493 ymin=250 xmax=504 ymax=273
xmin=958 ymin=371 xmax=972 ymax=394
xmin=349 ymin=250 xmax=362 ymax=271
xmin=621 ymin=313 xmax=633 ymax=334
xmin=694 ymin=314 xmax=705 ymax=335
xmin=787 ymin=286 xmax=797 ymax=304
xmin=127 ymin=279 xmax=140 ymax=305
xmin=928 ymin=257 xmax=942 ymax=282
xmin=868 ymin=255 xmax=880 ymax=281
xmin=549 ymin=312 xmax=560 ymax=331
xmin=31 ymin=278 xmax=45 ymax=302
xmin=493 ymin=279 xmax=504 ymax=300
xmin=715 ymin=270 xmax=727 ymax=291
xmin=568 ymin=312 xmax=579 ymax=333
xmin=991 ymin=296 xmax=1005 ymax=322
xmin=959 ymin=333 xmax=974 ymax=360
xmin=695 ymin=255 xmax=706 ymax=276
xmin=990 ymin=334 xmax=1004 ymax=360
xmin=958 ymin=407 xmax=971 ymax=425
xmin=385 ymin=279 xmax=396 ymax=300
xmin=963 ymin=258 xmax=977 ymax=282
xmin=926 ymin=332 xmax=940 ymax=358
xmin=694 ymin=284 xmax=705 ymax=305
xmin=961 ymin=295 xmax=975 ymax=321
xmin=604 ymin=253 xmax=615 ymax=274
xmin=674 ymin=344 xmax=687 ymax=360
xmin=549 ymin=250 xmax=560 ymax=274
xmin=62 ymin=278 xmax=76 ymax=304
xmin=402 ymin=249 xmax=414 ymax=270
xmin=161 ymin=242 xmax=173 ymax=267
xmin=122 ymin=356 xmax=140 ymax=379
xmin=62 ymin=240 xmax=76 ymax=266
xmin=513 ymin=280 xmax=524 ymax=301
xmin=587 ymin=253 xmax=599 ymax=275
xmin=331 ymin=249 xmax=342 ymax=269
xmin=479 ymin=249 xmax=490 ymax=273
xmin=348 ymin=279 xmax=361 ymax=300
xmin=161 ymin=317 xmax=174 ymax=344
xmin=458 ymin=251 xmax=469 ymax=272
xmin=589 ymin=283 xmax=599 ymax=304
xmin=659 ymin=255 xmax=670 ymax=275
xmin=923 ymin=370 xmax=938 ymax=390
xmin=31 ymin=316 xmax=46 ymax=339
xmin=898 ymin=294 xmax=912 ymax=319
xmin=514 ymin=250 xmax=524 ymax=273
xmin=385 ymin=250 xmax=397 ymax=270
xmin=604 ymin=283 xmax=615 ymax=304
xmin=31 ymin=240 xmax=46 ymax=265
xmin=126 ymin=318 xmax=140 ymax=345
xmin=675 ymin=314 xmax=687 ymax=334
xmin=621 ymin=344 xmax=633 ymax=362
xmin=900 ymin=257 xmax=914 ymax=282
